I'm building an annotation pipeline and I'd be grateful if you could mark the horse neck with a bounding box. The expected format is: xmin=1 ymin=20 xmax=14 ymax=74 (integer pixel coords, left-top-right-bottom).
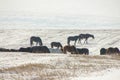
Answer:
xmin=90 ymin=35 xmax=94 ymax=39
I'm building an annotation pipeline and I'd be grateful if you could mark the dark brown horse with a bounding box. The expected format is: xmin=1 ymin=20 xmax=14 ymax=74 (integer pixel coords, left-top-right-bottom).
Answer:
xmin=62 ymin=45 xmax=77 ymax=54
xmin=106 ymin=47 xmax=119 ymax=55
xmin=106 ymin=47 xmax=114 ymax=55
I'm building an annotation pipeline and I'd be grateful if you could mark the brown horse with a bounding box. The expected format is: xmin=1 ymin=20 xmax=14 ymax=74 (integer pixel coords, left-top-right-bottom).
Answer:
xmin=106 ymin=47 xmax=119 ymax=55
xmin=62 ymin=45 xmax=77 ymax=54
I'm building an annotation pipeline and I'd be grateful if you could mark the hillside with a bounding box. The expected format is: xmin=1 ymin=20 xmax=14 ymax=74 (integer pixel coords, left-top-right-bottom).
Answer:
xmin=0 ymin=29 xmax=120 ymax=55
xmin=0 ymin=29 xmax=120 ymax=80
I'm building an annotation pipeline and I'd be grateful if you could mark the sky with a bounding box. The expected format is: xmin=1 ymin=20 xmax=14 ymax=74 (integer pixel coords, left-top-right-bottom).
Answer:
xmin=0 ymin=0 xmax=120 ymax=29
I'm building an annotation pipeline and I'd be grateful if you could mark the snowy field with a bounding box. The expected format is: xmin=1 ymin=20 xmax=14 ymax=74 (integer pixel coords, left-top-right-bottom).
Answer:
xmin=0 ymin=29 xmax=120 ymax=80
xmin=0 ymin=29 xmax=120 ymax=54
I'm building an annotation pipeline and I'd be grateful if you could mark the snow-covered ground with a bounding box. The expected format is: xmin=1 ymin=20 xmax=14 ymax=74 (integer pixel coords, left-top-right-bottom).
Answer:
xmin=0 ymin=29 xmax=120 ymax=54
xmin=0 ymin=29 xmax=120 ymax=80
xmin=72 ymin=68 xmax=120 ymax=80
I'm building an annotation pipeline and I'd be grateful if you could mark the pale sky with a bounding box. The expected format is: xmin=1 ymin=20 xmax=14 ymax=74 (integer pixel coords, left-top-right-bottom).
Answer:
xmin=0 ymin=0 xmax=120 ymax=17
xmin=0 ymin=0 xmax=120 ymax=29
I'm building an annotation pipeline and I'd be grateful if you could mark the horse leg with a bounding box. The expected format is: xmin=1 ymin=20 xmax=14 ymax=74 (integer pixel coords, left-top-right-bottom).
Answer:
xmin=39 ymin=42 xmax=42 ymax=46
xmin=86 ymin=38 xmax=88 ymax=44
xmin=84 ymin=39 xmax=86 ymax=44
xmin=57 ymin=46 xmax=59 ymax=49
xmin=36 ymin=42 xmax=38 ymax=46
xmin=67 ymin=40 xmax=70 ymax=45
xmin=63 ymin=49 xmax=66 ymax=54
xmin=74 ymin=40 xmax=76 ymax=46
xmin=84 ymin=38 xmax=88 ymax=44
xmin=30 ymin=40 xmax=33 ymax=47
xmin=30 ymin=42 xmax=33 ymax=47
xmin=79 ymin=40 xmax=83 ymax=45
xmin=78 ymin=38 xmax=80 ymax=43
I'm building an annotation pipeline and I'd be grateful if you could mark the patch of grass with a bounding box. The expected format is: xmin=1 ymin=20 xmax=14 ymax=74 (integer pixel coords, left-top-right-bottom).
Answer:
xmin=0 ymin=63 xmax=52 ymax=73
xmin=0 ymin=55 xmax=120 ymax=80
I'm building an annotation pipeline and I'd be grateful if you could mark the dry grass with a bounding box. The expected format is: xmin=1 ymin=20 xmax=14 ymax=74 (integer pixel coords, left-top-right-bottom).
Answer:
xmin=0 ymin=55 xmax=120 ymax=80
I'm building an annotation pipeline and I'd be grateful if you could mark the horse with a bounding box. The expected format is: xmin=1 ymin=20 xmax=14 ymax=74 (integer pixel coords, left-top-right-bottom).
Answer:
xmin=67 ymin=36 xmax=79 ymax=46
xmin=100 ymin=47 xmax=120 ymax=55
xmin=100 ymin=48 xmax=107 ymax=55
xmin=30 ymin=36 xmax=43 ymax=47
xmin=31 ymin=46 xmax=50 ymax=53
xmin=78 ymin=33 xmax=94 ymax=44
xmin=106 ymin=47 xmax=114 ymax=55
xmin=19 ymin=47 xmax=32 ymax=52
xmin=51 ymin=42 xmax=62 ymax=49
xmin=106 ymin=47 xmax=119 ymax=55
xmin=0 ymin=48 xmax=10 ymax=52
xmin=76 ymin=48 xmax=89 ymax=55
xmin=113 ymin=47 xmax=120 ymax=55
xmin=62 ymin=45 xmax=77 ymax=54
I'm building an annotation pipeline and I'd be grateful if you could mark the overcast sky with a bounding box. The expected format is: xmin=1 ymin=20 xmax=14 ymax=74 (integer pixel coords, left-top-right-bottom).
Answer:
xmin=0 ymin=0 xmax=120 ymax=17
xmin=0 ymin=0 xmax=120 ymax=29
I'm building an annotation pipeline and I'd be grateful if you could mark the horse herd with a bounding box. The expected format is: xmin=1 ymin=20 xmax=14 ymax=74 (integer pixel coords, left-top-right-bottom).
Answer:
xmin=67 ymin=33 xmax=94 ymax=45
xmin=100 ymin=47 xmax=120 ymax=55
xmin=30 ymin=34 xmax=94 ymax=47
xmin=29 ymin=34 xmax=93 ymax=55
xmin=0 ymin=34 xmax=119 ymax=55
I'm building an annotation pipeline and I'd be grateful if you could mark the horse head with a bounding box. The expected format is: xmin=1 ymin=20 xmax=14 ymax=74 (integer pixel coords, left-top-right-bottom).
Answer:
xmin=91 ymin=35 xmax=95 ymax=39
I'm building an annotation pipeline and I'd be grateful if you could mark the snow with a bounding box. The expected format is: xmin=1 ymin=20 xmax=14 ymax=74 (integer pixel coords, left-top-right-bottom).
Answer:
xmin=0 ymin=29 xmax=120 ymax=80
xmin=72 ymin=68 xmax=120 ymax=80
xmin=0 ymin=29 xmax=120 ymax=55
xmin=0 ymin=52 xmax=67 ymax=69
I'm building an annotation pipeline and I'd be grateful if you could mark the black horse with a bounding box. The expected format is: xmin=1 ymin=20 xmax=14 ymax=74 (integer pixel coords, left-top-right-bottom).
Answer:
xmin=76 ymin=48 xmax=89 ymax=55
xmin=67 ymin=36 xmax=79 ymax=46
xmin=31 ymin=46 xmax=50 ymax=53
xmin=78 ymin=33 xmax=94 ymax=44
xmin=30 ymin=36 xmax=43 ymax=47
xmin=51 ymin=42 xmax=62 ymax=49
